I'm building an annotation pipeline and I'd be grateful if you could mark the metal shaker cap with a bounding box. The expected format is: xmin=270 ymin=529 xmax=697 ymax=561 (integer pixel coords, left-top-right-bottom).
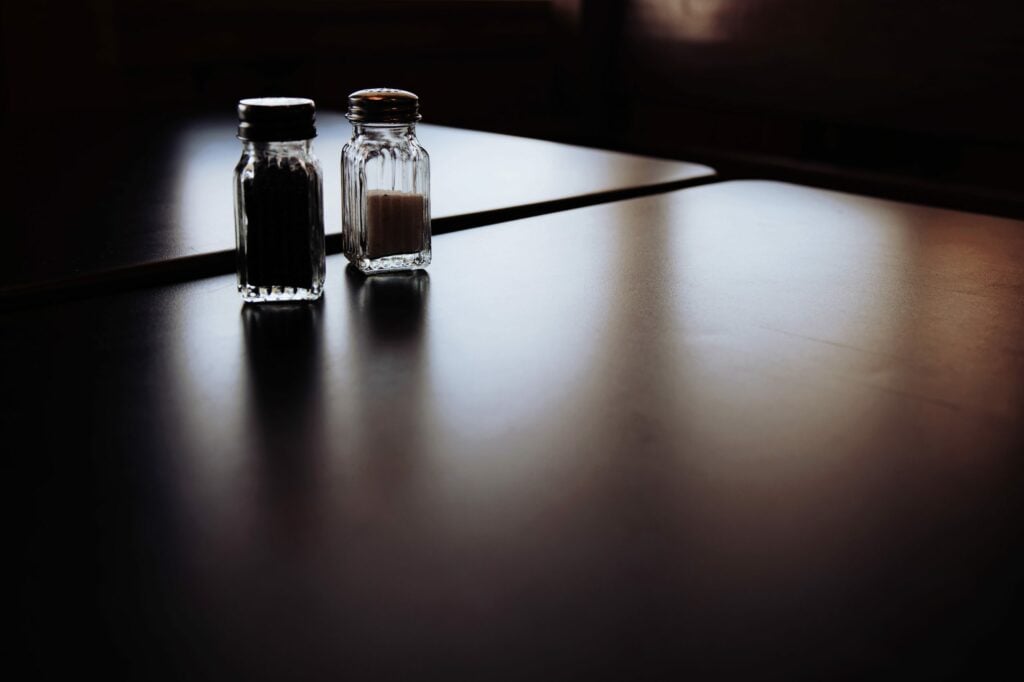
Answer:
xmin=346 ymin=88 xmax=421 ymax=124
xmin=237 ymin=97 xmax=317 ymax=141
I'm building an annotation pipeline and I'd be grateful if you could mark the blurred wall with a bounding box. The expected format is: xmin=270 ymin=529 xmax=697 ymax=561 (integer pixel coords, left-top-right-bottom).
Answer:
xmin=605 ymin=0 xmax=1024 ymax=213
xmin=3 ymin=0 xmax=1023 ymax=215
xmin=1 ymin=0 xmax=563 ymax=133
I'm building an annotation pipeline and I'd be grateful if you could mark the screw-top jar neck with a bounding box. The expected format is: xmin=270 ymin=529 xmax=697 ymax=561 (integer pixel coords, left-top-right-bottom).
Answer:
xmin=351 ymin=122 xmax=417 ymax=138
xmin=241 ymin=139 xmax=313 ymax=159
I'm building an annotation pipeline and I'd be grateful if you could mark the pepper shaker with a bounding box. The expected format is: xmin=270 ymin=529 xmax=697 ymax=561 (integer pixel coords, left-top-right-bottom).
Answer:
xmin=234 ymin=97 xmax=326 ymax=302
xmin=342 ymin=88 xmax=431 ymax=274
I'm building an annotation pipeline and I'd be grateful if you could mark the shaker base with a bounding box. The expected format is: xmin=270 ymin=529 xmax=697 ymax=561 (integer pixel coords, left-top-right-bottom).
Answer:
xmin=352 ymin=251 xmax=431 ymax=275
xmin=239 ymin=283 xmax=324 ymax=303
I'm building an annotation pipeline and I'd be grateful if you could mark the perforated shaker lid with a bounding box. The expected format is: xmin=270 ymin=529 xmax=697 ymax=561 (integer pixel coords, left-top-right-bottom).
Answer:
xmin=346 ymin=89 xmax=421 ymax=124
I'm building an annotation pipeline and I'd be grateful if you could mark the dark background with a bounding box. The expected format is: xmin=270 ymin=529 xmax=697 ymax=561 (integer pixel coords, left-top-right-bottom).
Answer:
xmin=2 ymin=0 xmax=1023 ymax=217
xmin=4 ymin=3 xmax=1024 ymax=679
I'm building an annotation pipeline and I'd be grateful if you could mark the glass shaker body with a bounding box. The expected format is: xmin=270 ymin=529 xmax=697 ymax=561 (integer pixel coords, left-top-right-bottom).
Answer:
xmin=342 ymin=90 xmax=431 ymax=274
xmin=234 ymin=98 xmax=325 ymax=303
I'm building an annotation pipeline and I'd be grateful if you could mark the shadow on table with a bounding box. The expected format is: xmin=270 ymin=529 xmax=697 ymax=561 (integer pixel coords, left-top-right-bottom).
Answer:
xmin=345 ymin=265 xmax=432 ymax=488
xmin=240 ymin=299 xmax=327 ymax=515
xmin=344 ymin=265 xmax=430 ymax=347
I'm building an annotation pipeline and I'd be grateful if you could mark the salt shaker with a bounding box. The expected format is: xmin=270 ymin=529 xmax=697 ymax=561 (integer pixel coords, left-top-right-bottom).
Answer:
xmin=234 ymin=97 xmax=326 ymax=302
xmin=342 ymin=88 xmax=431 ymax=274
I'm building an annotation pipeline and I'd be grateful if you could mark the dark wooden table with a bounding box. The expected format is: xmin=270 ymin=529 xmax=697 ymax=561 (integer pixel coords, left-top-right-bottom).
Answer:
xmin=5 ymin=181 xmax=1023 ymax=679
xmin=0 ymin=112 xmax=712 ymax=304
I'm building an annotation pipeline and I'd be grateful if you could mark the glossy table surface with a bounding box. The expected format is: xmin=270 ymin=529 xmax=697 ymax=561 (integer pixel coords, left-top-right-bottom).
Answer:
xmin=0 ymin=112 xmax=712 ymax=301
xmin=5 ymin=181 xmax=1023 ymax=679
